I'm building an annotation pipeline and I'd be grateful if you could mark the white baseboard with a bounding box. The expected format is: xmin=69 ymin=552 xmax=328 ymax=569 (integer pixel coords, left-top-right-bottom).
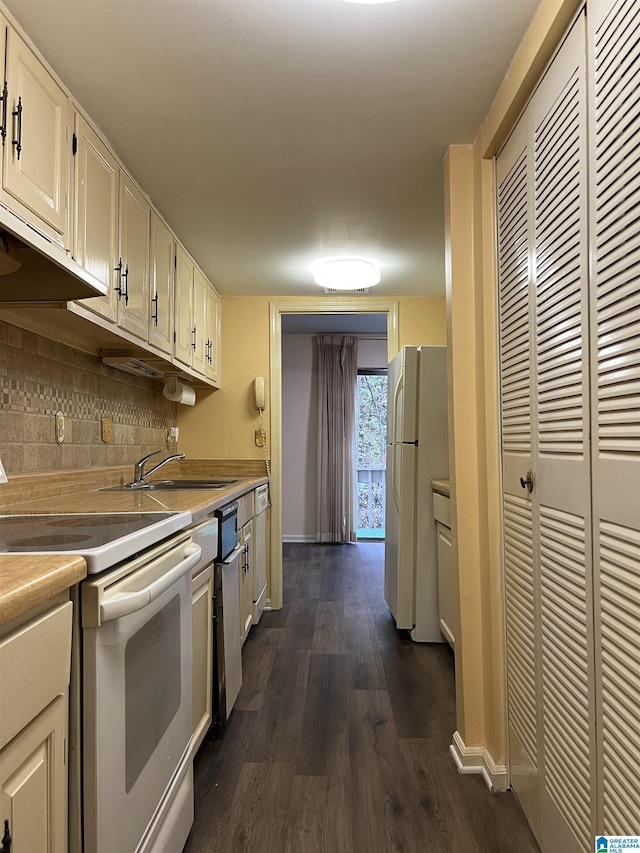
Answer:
xmin=282 ymin=535 xmax=316 ymax=543
xmin=449 ymin=730 xmax=508 ymax=792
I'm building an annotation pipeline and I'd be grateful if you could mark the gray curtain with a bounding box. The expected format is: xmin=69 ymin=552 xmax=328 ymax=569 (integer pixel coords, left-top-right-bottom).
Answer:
xmin=315 ymin=335 xmax=358 ymax=543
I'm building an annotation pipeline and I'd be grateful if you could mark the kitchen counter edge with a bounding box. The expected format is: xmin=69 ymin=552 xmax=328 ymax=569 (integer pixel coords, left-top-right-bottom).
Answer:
xmin=0 ymin=475 xmax=268 ymax=624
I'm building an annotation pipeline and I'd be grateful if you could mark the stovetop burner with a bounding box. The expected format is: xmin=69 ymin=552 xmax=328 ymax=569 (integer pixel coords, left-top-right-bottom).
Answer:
xmin=0 ymin=512 xmax=193 ymax=573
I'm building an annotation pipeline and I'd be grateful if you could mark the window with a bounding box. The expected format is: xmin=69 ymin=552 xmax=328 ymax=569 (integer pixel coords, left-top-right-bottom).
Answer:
xmin=356 ymin=370 xmax=387 ymax=539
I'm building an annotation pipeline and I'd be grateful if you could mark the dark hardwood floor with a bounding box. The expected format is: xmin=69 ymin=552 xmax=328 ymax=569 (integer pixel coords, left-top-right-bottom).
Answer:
xmin=184 ymin=542 xmax=540 ymax=853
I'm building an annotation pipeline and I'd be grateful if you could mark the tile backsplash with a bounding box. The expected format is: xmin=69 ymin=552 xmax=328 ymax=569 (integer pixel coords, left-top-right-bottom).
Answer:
xmin=0 ymin=321 xmax=177 ymax=474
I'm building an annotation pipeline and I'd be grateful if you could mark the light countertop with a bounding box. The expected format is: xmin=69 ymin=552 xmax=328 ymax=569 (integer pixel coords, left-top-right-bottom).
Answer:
xmin=0 ymin=554 xmax=86 ymax=625
xmin=431 ymin=479 xmax=450 ymax=498
xmin=0 ymin=469 xmax=267 ymax=625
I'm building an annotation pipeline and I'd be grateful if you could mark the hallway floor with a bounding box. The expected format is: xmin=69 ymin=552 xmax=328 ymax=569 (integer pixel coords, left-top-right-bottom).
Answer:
xmin=184 ymin=542 xmax=540 ymax=853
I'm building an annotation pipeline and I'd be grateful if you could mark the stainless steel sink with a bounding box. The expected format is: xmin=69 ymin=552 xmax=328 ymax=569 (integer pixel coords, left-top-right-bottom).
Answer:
xmin=102 ymin=479 xmax=240 ymax=492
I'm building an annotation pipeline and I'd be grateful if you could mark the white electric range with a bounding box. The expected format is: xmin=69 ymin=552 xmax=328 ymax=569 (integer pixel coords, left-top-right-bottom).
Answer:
xmin=0 ymin=509 xmax=199 ymax=853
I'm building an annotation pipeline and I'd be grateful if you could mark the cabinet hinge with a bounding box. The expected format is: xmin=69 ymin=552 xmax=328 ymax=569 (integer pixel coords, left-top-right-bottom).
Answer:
xmin=72 ymin=133 xmax=77 ymax=156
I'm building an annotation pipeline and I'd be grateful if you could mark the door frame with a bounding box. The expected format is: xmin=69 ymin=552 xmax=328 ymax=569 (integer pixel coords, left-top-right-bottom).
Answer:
xmin=268 ymin=299 xmax=399 ymax=609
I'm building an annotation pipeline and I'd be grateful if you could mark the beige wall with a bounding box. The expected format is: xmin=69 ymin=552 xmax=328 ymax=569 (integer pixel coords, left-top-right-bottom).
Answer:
xmin=445 ymin=0 xmax=582 ymax=772
xmin=178 ymin=296 xmax=272 ymax=460
xmin=178 ymin=295 xmax=446 ymax=459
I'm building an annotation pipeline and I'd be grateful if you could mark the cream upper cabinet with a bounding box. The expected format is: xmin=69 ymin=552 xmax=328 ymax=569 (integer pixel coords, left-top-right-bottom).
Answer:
xmin=149 ymin=212 xmax=174 ymax=355
xmin=2 ymin=25 xmax=69 ymax=245
xmin=192 ymin=266 xmax=208 ymax=376
xmin=117 ymin=173 xmax=150 ymax=341
xmin=174 ymin=245 xmax=215 ymax=379
xmin=174 ymin=242 xmax=194 ymax=367
xmin=205 ymin=286 xmax=221 ymax=384
xmin=72 ymin=112 xmax=119 ymax=323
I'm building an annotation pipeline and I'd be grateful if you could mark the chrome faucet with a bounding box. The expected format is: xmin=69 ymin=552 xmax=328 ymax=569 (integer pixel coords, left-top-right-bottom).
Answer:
xmin=132 ymin=450 xmax=186 ymax=485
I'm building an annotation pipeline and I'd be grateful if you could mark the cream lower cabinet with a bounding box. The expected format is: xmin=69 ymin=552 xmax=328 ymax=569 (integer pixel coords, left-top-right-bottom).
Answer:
xmin=0 ymin=600 xmax=72 ymax=853
xmin=252 ymin=486 xmax=268 ymax=624
xmin=191 ymin=563 xmax=213 ymax=755
xmin=0 ymin=695 xmax=67 ymax=853
xmin=432 ymin=491 xmax=454 ymax=649
xmin=2 ymin=24 xmax=69 ymax=246
xmin=239 ymin=519 xmax=254 ymax=645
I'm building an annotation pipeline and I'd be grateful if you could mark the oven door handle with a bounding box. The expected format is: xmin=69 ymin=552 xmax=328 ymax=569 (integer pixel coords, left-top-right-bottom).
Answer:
xmin=222 ymin=544 xmax=244 ymax=565
xmin=99 ymin=543 xmax=202 ymax=623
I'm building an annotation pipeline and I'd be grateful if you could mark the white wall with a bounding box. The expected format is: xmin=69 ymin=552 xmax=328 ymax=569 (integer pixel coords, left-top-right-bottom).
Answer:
xmin=281 ymin=335 xmax=387 ymax=541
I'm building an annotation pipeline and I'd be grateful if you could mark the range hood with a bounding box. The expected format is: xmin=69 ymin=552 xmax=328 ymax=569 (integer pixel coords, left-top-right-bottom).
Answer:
xmin=0 ymin=204 xmax=107 ymax=302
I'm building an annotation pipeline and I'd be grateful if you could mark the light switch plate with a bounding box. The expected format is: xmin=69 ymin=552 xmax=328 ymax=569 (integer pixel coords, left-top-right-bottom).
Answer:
xmin=0 ymin=457 xmax=7 ymax=484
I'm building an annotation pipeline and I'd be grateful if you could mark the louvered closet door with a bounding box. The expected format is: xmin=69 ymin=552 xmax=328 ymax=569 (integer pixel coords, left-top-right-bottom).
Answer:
xmin=497 ymin=14 xmax=594 ymax=853
xmin=497 ymin=113 xmax=541 ymax=841
xmin=590 ymin=0 xmax=640 ymax=834
xmin=531 ymin=17 xmax=595 ymax=853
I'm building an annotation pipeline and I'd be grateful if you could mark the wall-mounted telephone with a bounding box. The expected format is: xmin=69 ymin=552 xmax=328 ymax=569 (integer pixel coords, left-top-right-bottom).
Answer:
xmin=253 ymin=376 xmax=271 ymax=493
xmin=254 ymin=376 xmax=266 ymax=411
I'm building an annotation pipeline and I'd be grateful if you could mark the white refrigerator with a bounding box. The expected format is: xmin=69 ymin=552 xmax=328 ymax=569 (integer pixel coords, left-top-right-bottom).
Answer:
xmin=384 ymin=345 xmax=449 ymax=642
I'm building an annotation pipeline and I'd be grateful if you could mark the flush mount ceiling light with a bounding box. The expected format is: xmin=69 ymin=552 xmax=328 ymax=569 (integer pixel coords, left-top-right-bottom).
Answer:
xmin=310 ymin=257 xmax=381 ymax=290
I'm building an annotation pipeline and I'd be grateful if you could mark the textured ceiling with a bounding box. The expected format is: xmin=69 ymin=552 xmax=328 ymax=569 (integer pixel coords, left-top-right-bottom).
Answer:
xmin=5 ymin=0 xmax=540 ymax=297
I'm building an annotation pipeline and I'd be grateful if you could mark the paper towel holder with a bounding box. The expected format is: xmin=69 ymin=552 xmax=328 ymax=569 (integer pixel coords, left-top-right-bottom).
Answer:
xmin=162 ymin=375 xmax=196 ymax=406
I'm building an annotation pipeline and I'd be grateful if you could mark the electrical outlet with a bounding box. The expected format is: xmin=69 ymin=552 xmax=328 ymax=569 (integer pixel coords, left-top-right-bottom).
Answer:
xmin=55 ymin=411 xmax=65 ymax=444
xmin=101 ymin=417 xmax=113 ymax=443
xmin=255 ymin=428 xmax=264 ymax=447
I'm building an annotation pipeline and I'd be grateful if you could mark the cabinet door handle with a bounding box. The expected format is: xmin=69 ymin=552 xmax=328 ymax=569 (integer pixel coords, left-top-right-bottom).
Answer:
xmin=151 ymin=291 xmax=159 ymax=326
xmin=0 ymin=82 xmax=8 ymax=144
xmin=1 ymin=819 xmax=11 ymax=853
xmin=11 ymin=96 xmax=22 ymax=159
xmin=192 ymin=325 xmax=197 ymax=351
xmin=115 ymin=261 xmax=129 ymax=306
xmin=115 ymin=258 xmax=124 ymax=300
xmin=121 ymin=264 xmax=129 ymax=306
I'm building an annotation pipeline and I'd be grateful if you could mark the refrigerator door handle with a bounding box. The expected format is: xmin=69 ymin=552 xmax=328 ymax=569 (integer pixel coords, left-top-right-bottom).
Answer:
xmin=392 ymin=373 xmax=403 ymax=443
xmin=392 ymin=445 xmax=401 ymax=513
